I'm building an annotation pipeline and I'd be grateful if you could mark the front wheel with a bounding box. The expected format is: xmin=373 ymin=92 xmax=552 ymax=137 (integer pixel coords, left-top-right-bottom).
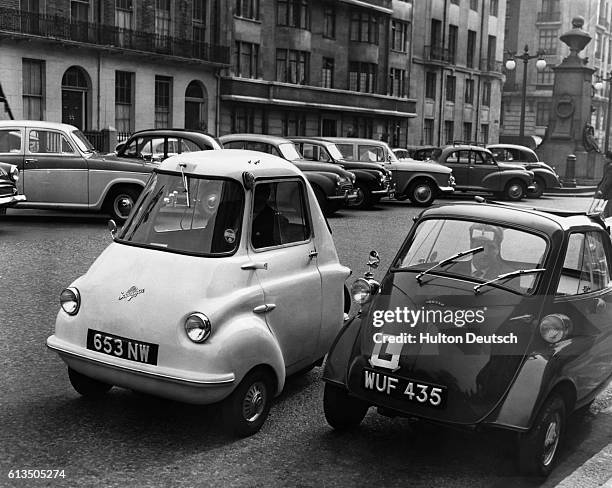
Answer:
xmin=517 ymin=394 xmax=566 ymax=477
xmin=528 ymin=177 xmax=545 ymax=199
xmin=408 ymin=179 xmax=435 ymax=207
xmin=504 ymin=180 xmax=526 ymax=201
xmin=106 ymin=187 xmax=140 ymax=222
xmin=222 ymin=370 xmax=273 ymax=437
xmin=68 ymin=367 xmax=113 ymax=398
xmin=323 ymin=383 xmax=369 ymax=430
xmin=348 ymin=183 xmax=375 ymax=209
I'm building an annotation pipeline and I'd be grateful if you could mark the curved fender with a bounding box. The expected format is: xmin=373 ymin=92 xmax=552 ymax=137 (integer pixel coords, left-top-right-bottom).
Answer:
xmin=352 ymin=170 xmax=378 ymax=188
xmin=496 ymin=171 xmax=530 ymax=189
xmin=215 ymin=314 xmax=286 ymax=396
xmin=400 ymin=174 xmax=438 ymax=196
xmin=90 ymin=176 xmax=149 ymax=209
xmin=322 ymin=313 xmax=364 ymax=388
xmin=532 ymin=168 xmax=557 ymax=187
xmin=303 ymin=171 xmax=335 ymax=195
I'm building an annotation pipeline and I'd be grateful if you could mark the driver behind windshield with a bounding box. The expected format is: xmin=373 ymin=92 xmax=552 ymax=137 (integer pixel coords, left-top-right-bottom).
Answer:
xmin=459 ymin=224 xmax=513 ymax=279
xmin=251 ymin=183 xmax=288 ymax=249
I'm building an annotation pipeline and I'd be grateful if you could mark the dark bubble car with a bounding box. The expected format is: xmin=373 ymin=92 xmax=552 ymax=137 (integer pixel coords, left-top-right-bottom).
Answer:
xmin=323 ymin=201 xmax=612 ymax=477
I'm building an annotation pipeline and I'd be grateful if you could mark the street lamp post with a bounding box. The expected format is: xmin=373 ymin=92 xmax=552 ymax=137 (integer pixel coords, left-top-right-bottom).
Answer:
xmin=505 ymin=45 xmax=547 ymax=138
xmin=595 ymin=72 xmax=612 ymax=154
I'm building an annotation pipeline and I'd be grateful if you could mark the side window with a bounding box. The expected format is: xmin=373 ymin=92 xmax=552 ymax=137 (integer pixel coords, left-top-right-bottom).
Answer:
xmin=251 ymin=180 xmax=311 ymax=249
xmin=556 ymin=232 xmax=612 ymax=296
xmin=359 ymin=145 xmax=383 ymax=162
xmin=223 ymin=141 xmax=245 ymax=150
xmin=474 ymin=151 xmax=494 ymax=165
xmin=124 ymin=138 xmax=139 ymax=157
xmin=181 ymin=139 xmax=208 ymax=151
xmin=301 ymin=143 xmax=314 ymax=159
xmin=446 ymin=151 xmax=469 ymax=164
xmin=29 ymin=130 xmax=75 ymax=154
xmin=0 ymin=130 xmax=22 ymax=153
xmin=336 ymin=144 xmax=354 ymax=160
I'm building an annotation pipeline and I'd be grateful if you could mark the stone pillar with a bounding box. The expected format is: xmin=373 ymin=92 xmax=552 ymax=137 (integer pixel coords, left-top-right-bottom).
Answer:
xmin=101 ymin=126 xmax=118 ymax=153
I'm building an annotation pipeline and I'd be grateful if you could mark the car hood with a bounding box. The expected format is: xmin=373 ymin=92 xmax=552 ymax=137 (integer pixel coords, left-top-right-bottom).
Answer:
xmin=88 ymin=153 xmax=159 ymax=171
xmin=390 ymin=160 xmax=452 ymax=174
xmin=292 ymin=159 xmax=354 ymax=178
xmin=497 ymin=162 xmax=529 ymax=172
xmin=346 ymin=271 xmax=538 ymax=425
xmin=337 ymin=160 xmax=388 ymax=173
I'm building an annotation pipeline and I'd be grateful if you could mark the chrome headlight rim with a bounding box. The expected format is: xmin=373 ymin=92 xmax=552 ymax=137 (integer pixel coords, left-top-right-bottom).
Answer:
xmin=9 ymin=165 xmax=19 ymax=183
xmin=185 ymin=312 xmax=212 ymax=343
xmin=60 ymin=287 xmax=81 ymax=316
xmin=350 ymin=277 xmax=380 ymax=305
xmin=539 ymin=313 xmax=572 ymax=344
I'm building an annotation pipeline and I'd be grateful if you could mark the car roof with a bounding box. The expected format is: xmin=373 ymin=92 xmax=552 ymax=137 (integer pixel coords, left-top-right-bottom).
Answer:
xmin=421 ymin=202 xmax=606 ymax=235
xmin=289 ymin=137 xmax=335 ymax=146
xmin=324 ymin=137 xmax=391 ymax=146
xmin=442 ymin=144 xmax=492 ymax=153
xmin=125 ymin=129 xmax=222 ymax=149
xmin=157 ymin=149 xmax=302 ymax=180
xmin=487 ymin=144 xmax=538 ymax=155
xmin=219 ymin=133 xmax=294 ymax=145
xmin=0 ymin=120 xmax=79 ymax=132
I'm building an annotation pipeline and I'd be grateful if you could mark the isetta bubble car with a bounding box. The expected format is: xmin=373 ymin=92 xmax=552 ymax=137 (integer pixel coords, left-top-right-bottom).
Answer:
xmin=323 ymin=202 xmax=612 ymax=476
xmin=47 ymin=149 xmax=350 ymax=436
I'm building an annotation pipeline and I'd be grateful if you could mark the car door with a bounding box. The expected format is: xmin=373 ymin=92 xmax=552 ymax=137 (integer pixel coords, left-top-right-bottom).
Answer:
xmin=24 ymin=128 xmax=88 ymax=204
xmin=247 ymin=179 xmax=322 ymax=369
xmin=553 ymin=230 xmax=612 ymax=400
xmin=469 ymin=150 xmax=501 ymax=191
xmin=0 ymin=127 xmax=25 ymax=194
xmin=443 ymin=150 xmax=470 ymax=188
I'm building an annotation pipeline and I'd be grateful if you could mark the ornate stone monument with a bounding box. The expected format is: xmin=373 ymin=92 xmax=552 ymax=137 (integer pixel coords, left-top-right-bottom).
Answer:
xmin=537 ymin=17 xmax=600 ymax=185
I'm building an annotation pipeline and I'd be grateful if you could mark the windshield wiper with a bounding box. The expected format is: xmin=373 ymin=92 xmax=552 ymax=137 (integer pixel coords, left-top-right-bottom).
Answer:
xmin=415 ymin=246 xmax=484 ymax=284
xmin=473 ymin=268 xmax=546 ymax=294
xmin=179 ymin=163 xmax=190 ymax=208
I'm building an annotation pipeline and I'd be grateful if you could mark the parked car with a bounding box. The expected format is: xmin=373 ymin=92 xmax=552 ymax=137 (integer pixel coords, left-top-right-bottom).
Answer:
xmin=487 ymin=144 xmax=562 ymax=198
xmin=0 ymin=161 xmax=26 ymax=214
xmin=116 ymin=128 xmax=222 ymax=163
xmin=323 ymin=201 xmax=612 ymax=476
xmin=325 ymin=137 xmax=454 ymax=206
xmin=432 ymin=144 xmax=535 ymax=201
xmin=47 ymin=149 xmax=351 ymax=437
xmin=392 ymin=145 xmax=438 ymax=161
xmin=0 ymin=120 xmax=163 ymax=221
xmin=219 ymin=134 xmax=357 ymax=215
xmin=290 ymin=137 xmax=395 ymax=209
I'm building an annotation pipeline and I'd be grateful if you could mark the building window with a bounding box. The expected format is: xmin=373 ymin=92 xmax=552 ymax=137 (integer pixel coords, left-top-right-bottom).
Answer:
xmin=193 ymin=0 xmax=207 ymax=57
xmin=349 ymin=62 xmax=377 ymax=93
xmin=425 ymin=72 xmax=436 ymax=99
xmin=321 ymin=57 xmax=334 ymax=88
xmin=154 ymin=76 xmax=172 ymax=128
xmin=480 ymin=123 xmax=489 ymax=143
xmin=444 ymin=120 xmax=454 ymax=144
xmin=349 ymin=117 xmax=374 ymax=138
xmin=482 ymin=81 xmax=491 ymax=106
xmin=323 ymin=5 xmax=335 ymax=38
xmin=115 ymin=71 xmax=134 ymax=134
xmin=470 ymin=0 xmax=478 ymax=11
xmin=448 ymin=25 xmax=458 ymax=63
xmin=536 ymin=66 xmax=554 ymax=85
xmin=446 ymin=75 xmax=456 ymax=101
xmin=536 ymin=101 xmax=551 ymax=126
xmin=155 ymin=0 xmax=171 ymax=49
xmin=388 ymin=68 xmax=406 ymax=97
xmin=465 ymin=79 xmax=474 ymax=104
xmin=463 ymin=122 xmax=472 ymax=142
xmin=282 ymin=111 xmax=306 ymax=136
xmin=467 ymin=30 xmax=477 ymax=68
xmin=450 ymin=0 xmax=459 ymax=4
xmin=391 ymin=19 xmax=409 ymax=52
xmin=424 ymin=119 xmax=434 ymax=145
xmin=116 ymin=0 xmax=132 ymax=32
xmin=350 ymin=11 xmax=378 ymax=44
xmin=71 ymin=0 xmax=89 ymax=21
xmin=236 ymin=0 xmax=259 ymax=20
xmin=490 ymin=0 xmax=498 ymax=16
xmin=541 ymin=0 xmax=560 ymax=13
xmin=539 ymin=29 xmax=558 ymax=55
xmin=232 ymin=106 xmax=265 ymax=133
xmin=277 ymin=0 xmax=309 ymax=29
xmin=276 ymin=49 xmax=309 ymax=84
xmin=234 ymin=42 xmax=259 ymax=78
xmin=22 ymin=59 xmax=44 ymax=120
xmin=596 ymin=33 xmax=603 ymax=59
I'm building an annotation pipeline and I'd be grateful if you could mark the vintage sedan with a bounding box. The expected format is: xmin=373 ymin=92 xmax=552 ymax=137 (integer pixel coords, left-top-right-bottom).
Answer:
xmin=0 ymin=161 xmax=26 ymax=213
xmin=487 ymin=144 xmax=562 ymax=198
xmin=0 ymin=120 xmax=162 ymax=221
xmin=47 ymin=149 xmax=350 ymax=437
xmin=323 ymin=202 xmax=612 ymax=476
xmin=220 ymin=134 xmax=356 ymax=215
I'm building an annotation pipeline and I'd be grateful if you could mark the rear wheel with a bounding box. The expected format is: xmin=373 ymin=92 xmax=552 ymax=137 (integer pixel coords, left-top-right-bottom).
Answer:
xmin=517 ymin=394 xmax=566 ymax=476
xmin=348 ymin=183 xmax=375 ymax=209
xmin=68 ymin=367 xmax=112 ymax=398
xmin=106 ymin=186 xmax=140 ymax=222
xmin=323 ymin=383 xmax=369 ymax=430
xmin=528 ymin=177 xmax=545 ymax=199
xmin=504 ymin=180 xmax=526 ymax=201
xmin=408 ymin=179 xmax=436 ymax=207
xmin=222 ymin=369 xmax=273 ymax=437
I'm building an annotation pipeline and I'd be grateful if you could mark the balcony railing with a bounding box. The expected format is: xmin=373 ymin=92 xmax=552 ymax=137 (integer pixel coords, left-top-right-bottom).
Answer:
xmin=480 ymin=58 xmax=503 ymax=73
xmin=424 ymin=45 xmax=455 ymax=64
xmin=536 ymin=11 xmax=561 ymax=23
xmin=0 ymin=7 xmax=229 ymax=64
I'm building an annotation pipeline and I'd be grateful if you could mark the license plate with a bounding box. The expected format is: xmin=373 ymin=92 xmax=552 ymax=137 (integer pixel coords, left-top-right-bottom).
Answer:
xmin=86 ymin=329 xmax=159 ymax=365
xmin=362 ymin=368 xmax=447 ymax=409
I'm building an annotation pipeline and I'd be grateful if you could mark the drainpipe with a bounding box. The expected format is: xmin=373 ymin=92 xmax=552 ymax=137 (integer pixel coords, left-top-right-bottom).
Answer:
xmin=216 ymin=67 xmax=222 ymax=136
xmin=437 ymin=0 xmax=449 ymax=146
xmin=475 ymin=0 xmax=486 ymax=143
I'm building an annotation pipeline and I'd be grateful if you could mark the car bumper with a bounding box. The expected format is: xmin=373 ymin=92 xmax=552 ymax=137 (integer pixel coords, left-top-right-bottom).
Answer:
xmin=47 ymin=335 xmax=236 ymax=404
xmin=0 ymin=194 xmax=26 ymax=207
xmin=327 ymin=189 xmax=358 ymax=202
xmin=527 ymin=184 xmax=536 ymax=192
xmin=437 ymin=186 xmax=455 ymax=194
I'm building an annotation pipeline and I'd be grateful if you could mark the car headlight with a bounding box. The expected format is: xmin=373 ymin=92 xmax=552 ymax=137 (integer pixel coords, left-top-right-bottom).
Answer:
xmin=9 ymin=165 xmax=19 ymax=183
xmin=350 ymin=278 xmax=380 ymax=305
xmin=449 ymin=174 xmax=456 ymax=186
xmin=350 ymin=172 xmax=356 ymax=184
xmin=185 ymin=312 xmax=212 ymax=343
xmin=60 ymin=287 xmax=81 ymax=315
xmin=539 ymin=314 xmax=572 ymax=343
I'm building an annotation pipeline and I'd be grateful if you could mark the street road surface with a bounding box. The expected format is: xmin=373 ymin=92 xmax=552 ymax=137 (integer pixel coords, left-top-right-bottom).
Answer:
xmin=1 ymin=195 xmax=610 ymax=487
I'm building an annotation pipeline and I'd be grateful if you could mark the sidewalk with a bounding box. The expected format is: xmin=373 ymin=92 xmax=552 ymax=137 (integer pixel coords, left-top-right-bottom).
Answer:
xmin=555 ymin=444 xmax=612 ymax=488
xmin=547 ymin=185 xmax=597 ymax=196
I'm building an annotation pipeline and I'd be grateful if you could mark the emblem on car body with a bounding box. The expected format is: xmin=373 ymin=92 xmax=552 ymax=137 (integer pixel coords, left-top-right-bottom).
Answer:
xmin=119 ymin=286 xmax=145 ymax=301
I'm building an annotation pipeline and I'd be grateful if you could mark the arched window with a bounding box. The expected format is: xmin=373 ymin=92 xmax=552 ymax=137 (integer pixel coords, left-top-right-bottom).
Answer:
xmin=61 ymin=66 xmax=90 ymax=130
xmin=185 ymin=80 xmax=208 ymax=131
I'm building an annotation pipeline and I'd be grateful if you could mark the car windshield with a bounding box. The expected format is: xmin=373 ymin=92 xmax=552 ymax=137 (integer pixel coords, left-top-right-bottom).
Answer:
xmin=394 ymin=218 xmax=548 ymax=294
xmin=71 ymin=130 xmax=96 ymax=153
xmin=326 ymin=143 xmax=344 ymax=160
xmin=278 ymin=143 xmax=303 ymax=161
xmin=118 ymin=172 xmax=244 ymax=256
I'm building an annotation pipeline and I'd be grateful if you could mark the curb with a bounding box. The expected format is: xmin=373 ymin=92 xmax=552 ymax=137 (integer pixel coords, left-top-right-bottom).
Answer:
xmin=547 ymin=187 xmax=597 ymax=196
xmin=555 ymin=444 xmax=612 ymax=488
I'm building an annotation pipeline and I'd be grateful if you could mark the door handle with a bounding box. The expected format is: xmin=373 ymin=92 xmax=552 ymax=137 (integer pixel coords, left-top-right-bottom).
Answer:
xmin=253 ymin=304 xmax=276 ymax=314
xmin=25 ymin=158 xmax=38 ymax=164
xmin=241 ymin=261 xmax=268 ymax=270
xmin=308 ymin=250 xmax=318 ymax=259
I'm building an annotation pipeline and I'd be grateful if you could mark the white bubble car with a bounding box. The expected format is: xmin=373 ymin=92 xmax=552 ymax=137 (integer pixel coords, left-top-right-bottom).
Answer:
xmin=47 ymin=149 xmax=350 ymax=436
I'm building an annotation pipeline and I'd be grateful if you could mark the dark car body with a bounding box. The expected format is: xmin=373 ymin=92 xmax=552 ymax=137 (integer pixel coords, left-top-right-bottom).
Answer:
xmin=0 ymin=161 xmax=26 ymax=213
xmin=219 ymin=134 xmax=357 ymax=215
xmin=290 ymin=137 xmax=395 ymax=209
xmin=487 ymin=144 xmax=562 ymax=198
xmin=433 ymin=144 xmax=535 ymax=201
xmin=323 ymin=202 xmax=612 ymax=476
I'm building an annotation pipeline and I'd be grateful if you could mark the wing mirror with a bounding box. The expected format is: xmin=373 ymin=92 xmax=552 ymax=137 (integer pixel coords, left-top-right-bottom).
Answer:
xmin=351 ymin=250 xmax=381 ymax=305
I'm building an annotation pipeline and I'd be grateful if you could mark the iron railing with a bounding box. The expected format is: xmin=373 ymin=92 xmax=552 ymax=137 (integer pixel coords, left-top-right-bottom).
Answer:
xmin=0 ymin=7 xmax=229 ymax=64
xmin=424 ymin=45 xmax=455 ymax=64
xmin=536 ymin=11 xmax=561 ymax=23
xmin=480 ymin=58 xmax=503 ymax=73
